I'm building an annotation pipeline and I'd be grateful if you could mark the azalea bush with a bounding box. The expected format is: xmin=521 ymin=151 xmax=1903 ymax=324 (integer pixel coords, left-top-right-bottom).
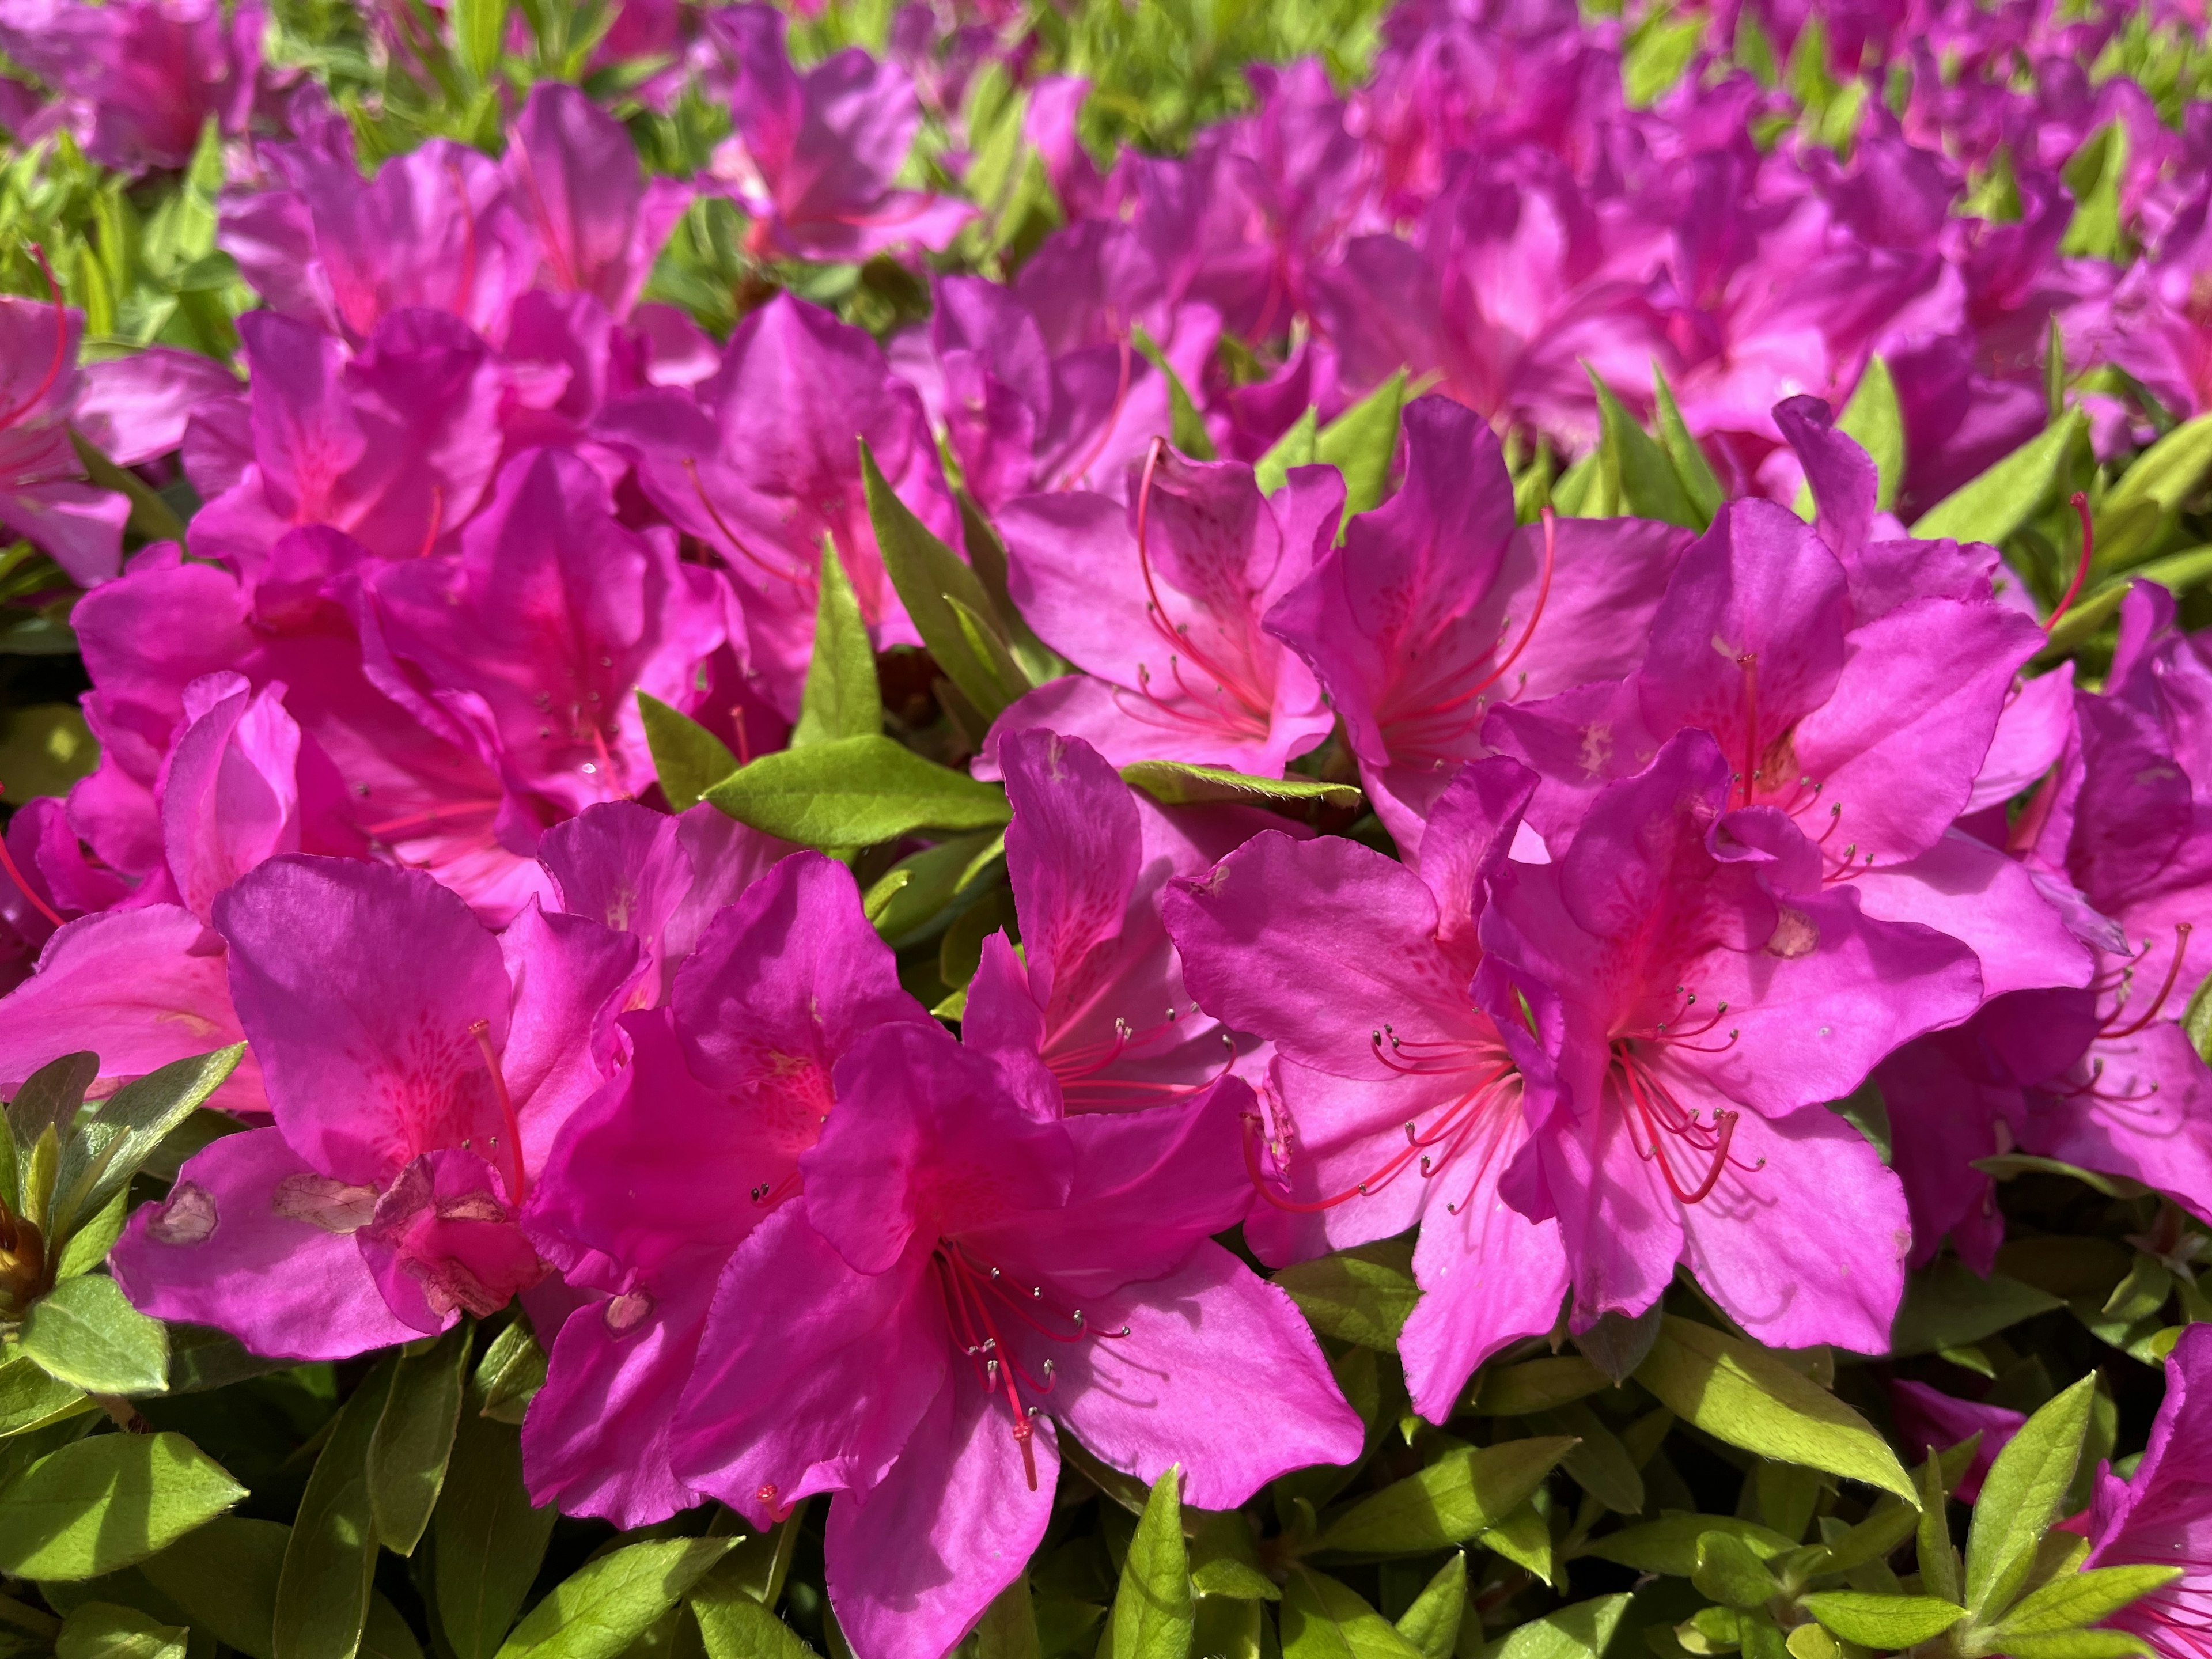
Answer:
xmin=2 ymin=2 xmax=2212 ymax=1658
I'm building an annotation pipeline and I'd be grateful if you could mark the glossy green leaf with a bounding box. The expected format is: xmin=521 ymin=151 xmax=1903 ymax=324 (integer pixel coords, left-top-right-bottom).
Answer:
xmin=1583 ymin=1516 xmax=1796 ymax=1578
xmin=1119 ymin=760 xmax=1362 ymax=813
xmin=1272 ymin=1240 xmax=1417 ymax=1351
xmin=494 ymin=1537 xmax=733 ymax=1659
xmin=1964 ymin=1374 xmax=2097 ymax=1624
xmin=1990 ymin=1563 xmax=2184 ymax=1640
xmin=51 ymin=1046 xmax=245 ymax=1241
xmin=791 ymin=536 xmax=881 ymax=748
xmin=2095 ymin=412 xmax=2212 ymax=571
xmin=1988 ymin=1633 xmax=2156 ymax=1659
xmin=1652 ymin=365 xmax=1723 ymax=527
xmin=1474 ymin=1595 xmax=1632 ymax=1659
xmin=1635 ymin=1317 xmax=1914 ymax=1499
xmin=55 ymin=1601 xmax=187 ymax=1659
xmin=1318 ymin=372 xmax=1408 ymax=520
xmin=52 ymin=1191 xmax=128 ymax=1283
xmin=1912 ymin=409 xmax=2089 ymax=546
xmin=704 ymin=734 xmax=1010 ymax=849
xmin=1918 ymin=1453 xmax=1963 ymax=1607
xmin=973 ymin=1574 xmax=1041 ymax=1659
xmin=434 ymin=1403 xmax=556 ymax=1659
xmin=1694 ymin=1532 xmax=1783 ymax=1609
xmin=0 ymin=1352 xmax=88 ymax=1435
xmin=1588 ymin=366 xmax=1698 ymax=527
xmin=19 ymin=1274 xmax=168 ymax=1395
xmin=1316 ymin=1435 xmax=1575 ymax=1557
xmin=369 ymin=1324 xmax=471 ymax=1556
xmin=9 ymin=1051 xmax=95 ymax=1149
xmin=1279 ymin=1567 xmax=1422 ymax=1659
xmin=275 ymin=1360 xmax=391 ymax=1659
xmin=137 ymin=1516 xmax=289 ymax=1659
xmin=690 ymin=1595 xmax=817 ymax=1659
xmin=1256 ymin=406 xmax=1321 ymax=496
xmin=1476 ymin=1497 xmax=1557 ymax=1585
xmin=1393 ymin=1553 xmax=1465 ymax=1659
xmin=639 ymin=694 xmax=738 ymax=815
xmin=0 ymin=1431 xmax=243 ymax=1580
xmin=1468 ymin=1355 xmax=1609 ymax=1416
xmin=1111 ymin=1468 xmax=1193 ymax=1659
xmin=1800 ymin=1594 xmax=1965 ymax=1649
xmin=474 ymin=1321 xmax=547 ymax=1426
xmin=68 ymin=433 xmax=188 ymax=545
xmin=1890 ymin=1259 xmax=2065 ymax=1356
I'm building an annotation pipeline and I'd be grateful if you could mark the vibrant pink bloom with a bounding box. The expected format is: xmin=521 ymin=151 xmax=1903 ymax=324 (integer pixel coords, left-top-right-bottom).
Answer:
xmin=0 ymin=0 xmax=261 ymax=172
xmin=986 ymin=448 xmax=1341 ymax=775
xmin=504 ymin=83 xmax=695 ymax=319
xmin=1266 ymin=395 xmax=1689 ymax=851
xmin=521 ymin=851 xmax=931 ymax=1526
xmin=1476 ymin=729 xmax=1982 ymax=1351
xmin=703 ymin=5 xmax=972 ymax=262
xmin=668 ymin=1020 xmax=1362 ymax=1659
xmin=1164 ymin=757 xmax=1570 ymax=1420
xmin=0 ymin=285 xmax=130 ymax=587
xmin=113 ymin=856 xmax=635 ymax=1358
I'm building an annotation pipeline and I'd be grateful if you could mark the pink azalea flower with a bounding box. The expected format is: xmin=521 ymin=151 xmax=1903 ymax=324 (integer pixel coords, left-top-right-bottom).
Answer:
xmin=520 ymin=851 xmax=933 ymax=1527
xmin=703 ymin=5 xmax=972 ymax=263
xmin=1888 ymin=1380 xmax=2024 ymax=1502
xmin=0 ymin=277 xmax=131 ymax=588
xmin=0 ymin=0 xmax=262 ymax=172
xmin=112 ymin=855 xmax=635 ymax=1358
xmin=1266 ymin=394 xmax=1690 ymax=852
xmin=666 ymin=1018 xmax=1362 ymax=1659
xmin=985 ymin=446 xmax=1342 ymax=775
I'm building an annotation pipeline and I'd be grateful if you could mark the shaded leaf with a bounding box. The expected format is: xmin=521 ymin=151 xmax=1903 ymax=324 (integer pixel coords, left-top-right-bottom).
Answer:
xmin=275 ymin=1361 xmax=391 ymax=1659
xmin=494 ymin=1538 xmax=733 ymax=1659
xmin=1475 ymin=1596 xmax=1633 ymax=1659
xmin=369 ymin=1324 xmax=471 ymax=1556
xmin=55 ymin=1603 xmax=186 ymax=1659
xmin=20 ymin=1275 xmax=168 ymax=1396
xmin=137 ymin=1516 xmax=290 ymax=1659
xmin=434 ymin=1403 xmax=556 ymax=1659
xmin=1316 ymin=1436 xmax=1575 ymax=1558
xmin=791 ymin=537 xmax=881 ymax=748
xmin=1468 ymin=1357 xmax=1608 ymax=1417
xmin=1279 ymin=1568 xmax=1421 ymax=1659
xmin=639 ymin=695 xmax=738 ymax=815
xmin=1273 ymin=1241 xmax=1416 ymax=1352
xmin=1393 ymin=1554 xmax=1465 ymax=1659
xmin=0 ymin=1431 xmax=243 ymax=1580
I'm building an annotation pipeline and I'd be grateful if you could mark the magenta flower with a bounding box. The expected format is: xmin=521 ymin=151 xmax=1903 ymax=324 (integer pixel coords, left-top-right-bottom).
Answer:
xmin=963 ymin=728 xmax=1280 ymax=1113
xmin=1266 ymin=395 xmax=1690 ymax=852
xmin=599 ymin=293 xmax=959 ymax=717
xmin=1476 ymin=729 xmax=1983 ymax=1351
xmin=522 ymin=851 xmax=931 ymax=1527
xmin=504 ymin=83 xmax=695 ymax=319
xmin=0 ymin=0 xmax=261 ymax=171
xmin=1164 ymin=757 xmax=1571 ymax=1421
xmin=986 ymin=447 xmax=1341 ymax=775
xmin=0 ymin=281 xmax=131 ymax=587
xmin=667 ymin=1020 xmax=1361 ymax=1659
xmin=1888 ymin=1380 xmax=2024 ymax=1502
xmin=703 ymin=5 xmax=972 ymax=263
xmin=113 ymin=855 xmax=635 ymax=1358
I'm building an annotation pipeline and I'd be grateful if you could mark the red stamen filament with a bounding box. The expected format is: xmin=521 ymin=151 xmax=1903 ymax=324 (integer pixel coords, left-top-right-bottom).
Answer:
xmin=683 ymin=459 xmax=810 ymax=589
xmin=1241 ymin=1062 xmax=1517 ymax=1213
xmin=468 ymin=1020 xmax=528 ymax=1206
xmin=0 ymin=247 xmax=68 ymax=435
xmin=359 ymin=798 xmax=505 ymax=838
xmin=2046 ymin=492 xmax=2093 ymax=632
xmin=2055 ymin=1058 xmax=2160 ymax=1105
xmin=444 ymin=159 xmax=479 ymax=321
xmin=1736 ymin=651 xmax=1761 ymax=808
xmin=2103 ymin=923 xmax=2194 ymax=1039
xmin=1612 ymin=1047 xmax=1762 ymax=1205
xmin=1129 ymin=438 xmax=1270 ymax=722
xmin=1055 ymin=329 xmax=1135 ymax=492
xmin=0 ymin=782 xmax=62 ymax=928
xmin=1388 ymin=507 xmax=1560 ymax=730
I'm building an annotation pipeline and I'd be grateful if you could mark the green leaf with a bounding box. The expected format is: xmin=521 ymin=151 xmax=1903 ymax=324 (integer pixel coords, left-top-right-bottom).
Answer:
xmin=1474 ymin=1596 xmax=1632 ymax=1659
xmin=1280 ymin=1568 xmax=1422 ymax=1659
xmin=0 ymin=1431 xmax=243 ymax=1580
xmin=67 ymin=433 xmax=188 ymax=546
xmin=434 ymin=1403 xmax=556 ymax=1659
xmin=1272 ymin=1241 xmax=1417 ymax=1352
xmin=1964 ymin=1374 xmax=2097 ymax=1624
xmin=55 ymin=1602 xmax=187 ymax=1659
xmin=1800 ymin=1594 xmax=1965 ymax=1649
xmin=1188 ymin=1510 xmax=1277 ymax=1601
xmin=1478 ymin=1498 xmax=1557 ymax=1585
xmin=1256 ymin=407 xmax=1321 ymax=497
xmin=1799 ymin=1497 xmax=1919 ymax=1577
xmin=473 ymin=1321 xmax=546 ymax=1426
xmin=1918 ymin=1453 xmax=1962 ymax=1607
xmin=2046 ymin=541 xmax=2212 ymax=652
xmin=0 ymin=1353 xmax=88 ymax=1435
xmin=1531 ymin=1402 xmax=1643 ymax=1515
xmin=19 ymin=1275 xmax=168 ymax=1395
xmin=791 ymin=536 xmax=881 ymax=747
xmin=1694 ymin=1533 xmax=1782 ymax=1609
xmin=1316 ymin=1435 xmax=1575 ymax=1557
xmin=638 ymin=694 xmax=738 ymax=815
xmin=275 ymin=1360 xmax=391 ymax=1659
xmin=1119 ymin=761 xmax=1363 ymax=813
xmin=137 ymin=1516 xmax=289 ymax=1659
xmin=2094 ymin=412 xmax=2212 ymax=571
xmin=1634 ymin=1317 xmax=1914 ymax=1499
xmin=690 ymin=1596 xmax=816 ymax=1659
xmin=1112 ymin=1468 xmax=1193 ymax=1659
xmin=1990 ymin=1564 xmax=2184 ymax=1639
xmin=1132 ymin=329 xmax=1216 ymax=461
xmin=9 ymin=1051 xmax=96 ymax=1149
xmin=704 ymin=734 xmax=1010 ymax=849
xmin=1317 ymin=372 xmax=1408 ymax=521
xmin=363 ymin=1594 xmax=422 ymax=1659
xmin=52 ymin=1191 xmax=128 ymax=1283
xmin=1583 ymin=1517 xmax=1796 ymax=1578
xmin=1652 ymin=365 xmax=1723 ymax=528
xmin=1588 ymin=366 xmax=1698 ymax=527
xmin=974 ymin=1574 xmax=1041 ymax=1659
xmin=1889 ymin=1259 xmax=2065 ymax=1356
xmin=861 ymin=441 xmax=1028 ymax=720
xmin=452 ymin=0 xmax=507 ymax=79
xmin=494 ymin=1538 xmax=733 ymax=1659
xmin=369 ymin=1324 xmax=471 ymax=1556
xmin=1393 ymin=1554 xmax=1465 ymax=1659
xmin=51 ymin=1046 xmax=247 ymax=1242
xmin=1991 ymin=1634 xmax=2156 ymax=1659
xmin=1911 ymin=410 xmax=2089 ymax=546
xmin=1468 ymin=1355 xmax=1609 ymax=1416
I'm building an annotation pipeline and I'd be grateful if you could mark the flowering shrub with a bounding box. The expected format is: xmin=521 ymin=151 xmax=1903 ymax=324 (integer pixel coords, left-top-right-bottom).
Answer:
xmin=0 ymin=2 xmax=2210 ymax=1658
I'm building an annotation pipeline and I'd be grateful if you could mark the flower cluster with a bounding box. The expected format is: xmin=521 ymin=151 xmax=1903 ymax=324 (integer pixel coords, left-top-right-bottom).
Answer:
xmin=3 ymin=1 xmax=2212 ymax=1657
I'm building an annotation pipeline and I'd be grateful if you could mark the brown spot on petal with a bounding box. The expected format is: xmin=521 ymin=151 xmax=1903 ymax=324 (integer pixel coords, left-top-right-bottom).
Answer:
xmin=604 ymin=1289 xmax=654 ymax=1335
xmin=272 ymin=1174 xmax=381 ymax=1234
xmin=1576 ymin=721 xmax=1615 ymax=779
xmin=148 ymin=1181 xmax=218 ymax=1245
xmin=1766 ymin=906 xmax=1819 ymax=959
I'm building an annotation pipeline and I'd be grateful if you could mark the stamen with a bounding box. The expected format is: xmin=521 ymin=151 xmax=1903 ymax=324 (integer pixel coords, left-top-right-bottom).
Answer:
xmin=2102 ymin=923 xmax=2194 ymax=1039
xmin=0 ymin=782 xmax=62 ymax=929
xmin=1736 ymin=651 xmax=1761 ymax=808
xmin=1055 ymin=329 xmax=1135 ymax=491
xmin=468 ymin=1020 xmax=528 ymax=1205
xmin=2046 ymin=492 xmax=2093 ymax=632
xmin=1130 ymin=438 xmax=1269 ymax=719
xmin=682 ymin=459 xmax=810 ymax=588
xmin=0 ymin=247 xmax=67 ymax=435
xmin=1239 ymin=1064 xmax=1518 ymax=1213
xmin=1387 ymin=507 xmax=1560 ymax=730
xmin=1611 ymin=1046 xmax=1763 ymax=1205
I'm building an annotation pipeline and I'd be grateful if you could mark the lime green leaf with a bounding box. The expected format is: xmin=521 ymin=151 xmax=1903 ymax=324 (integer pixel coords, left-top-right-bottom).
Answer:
xmin=1800 ymin=1593 xmax=1965 ymax=1649
xmin=52 ymin=1045 xmax=245 ymax=1241
xmin=453 ymin=0 xmax=507 ymax=79
xmin=1319 ymin=372 xmax=1408 ymax=520
xmin=0 ymin=1352 xmax=88 ymax=1435
xmin=861 ymin=441 xmax=1028 ymax=719
xmin=369 ymin=1323 xmax=471 ymax=1556
xmin=1800 ymin=1497 xmax=1919 ymax=1577
xmin=494 ymin=1538 xmax=733 ymax=1659
xmin=1652 ymin=365 xmax=1722 ymax=528
xmin=704 ymin=735 xmax=1010 ymax=849
xmin=1188 ymin=1509 xmax=1277 ymax=1601
xmin=1588 ymin=366 xmax=1698 ymax=527
xmin=1918 ymin=1453 xmax=1962 ymax=1607
xmin=1530 ymin=1402 xmax=1643 ymax=1514
xmin=638 ymin=694 xmax=738 ymax=815
xmin=1964 ymin=1375 xmax=2097 ymax=1623
xmin=2094 ymin=412 xmax=2212 ymax=571
xmin=1257 ymin=407 xmax=1321 ymax=496
xmin=1911 ymin=410 xmax=2089 ymax=546
xmin=363 ymin=1594 xmax=422 ymax=1659
xmin=1989 ymin=1634 xmax=2156 ymax=1659
xmin=19 ymin=1275 xmax=168 ymax=1396
xmin=1583 ymin=1516 xmax=1797 ymax=1577
xmin=691 ymin=1594 xmax=817 ymax=1659
xmin=0 ymin=1431 xmax=243 ymax=1580
xmin=1634 ymin=1316 xmax=1914 ymax=1499
xmin=1394 ymin=1553 xmax=1466 ymax=1659
xmin=792 ymin=536 xmax=881 ymax=748
xmin=275 ymin=1359 xmax=391 ymax=1659
xmin=52 ymin=1191 xmax=128 ymax=1283
xmin=1475 ymin=1595 xmax=1633 ymax=1659
xmin=1112 ymin=1468 xmax=1193 ymax=1659
xmin=137 ymin=1516 xmax=290 ymax=1659
xmin=1468 ymin=1355 xmax=1609 ymax=1416
xmin=1785 ymin=1624 xmax=1839 ymax=1659
xmin=1280 ymin=1568 xmax=1422 ymax=1659
xmin=56 ymin=1602 xmax=187 ymax=1659
xmin=1695 ymin=1532 xmax=1783 ymax=1609
xmin=434 ymin=1404 xmax=556 ymax=1659
xmin=863 ymin=830 xmax=1005 ymax=941
xmin=2045 ymin=541 xmax=2212 ymax=653
xmin=1990 ymin=1564 xmax=2185 ymax=1639
xmin=1272 ymin=1240 xmax=1417 ymax=1351
xmin=1119 ymin=760 xmax=1362 ymax=813
xmin=1316 ymin=1435 xmax=1575 ymax=1557
xmin=472 ymin=1321 xmax=546 ymax=1426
